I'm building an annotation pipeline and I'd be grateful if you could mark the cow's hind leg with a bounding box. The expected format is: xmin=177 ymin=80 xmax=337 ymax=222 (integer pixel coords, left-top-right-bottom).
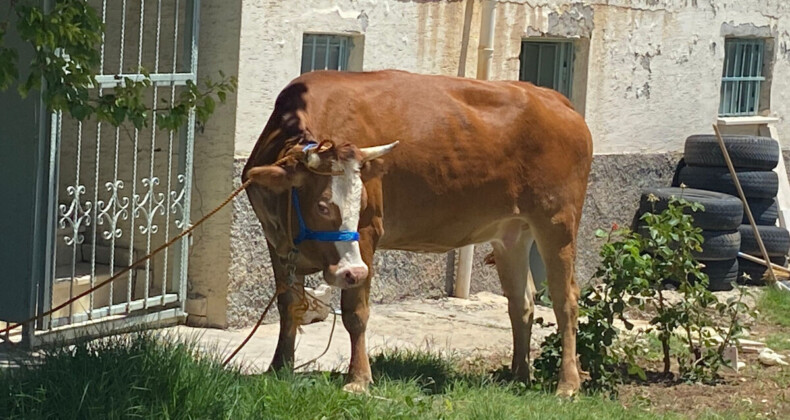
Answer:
xmin=493 ymin=226 xmax=536 ymax=383
xmin=532 ymin=211 xmax=582 ymax=397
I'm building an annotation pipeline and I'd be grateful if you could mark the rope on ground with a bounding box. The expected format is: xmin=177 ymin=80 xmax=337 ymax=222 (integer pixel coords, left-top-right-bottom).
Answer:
xmin=221 ymin=283 xmax=340 ymax=371
xmin=0 ymin=179 xmax=254 ymax=337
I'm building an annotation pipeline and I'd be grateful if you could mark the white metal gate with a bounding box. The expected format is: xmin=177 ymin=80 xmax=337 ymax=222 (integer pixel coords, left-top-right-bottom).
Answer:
xmin=33 ymin=0 xmax=200 ymax=345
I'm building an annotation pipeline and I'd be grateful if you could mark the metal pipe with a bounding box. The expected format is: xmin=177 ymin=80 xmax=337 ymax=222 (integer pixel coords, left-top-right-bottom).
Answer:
xmin=475 ymin=0 xmax=497 ymax=80
xmin=454 ymin=0 xmax=498 ymax=299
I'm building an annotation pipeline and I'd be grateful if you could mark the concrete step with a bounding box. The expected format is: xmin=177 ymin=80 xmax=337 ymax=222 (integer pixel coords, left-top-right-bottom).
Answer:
xmin=52 ymin=263 xmax=148 ymax=319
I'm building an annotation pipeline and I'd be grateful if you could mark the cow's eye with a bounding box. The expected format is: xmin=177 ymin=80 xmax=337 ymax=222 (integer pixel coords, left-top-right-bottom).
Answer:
xmin=317 ymin=201 xmax=330 ymax=216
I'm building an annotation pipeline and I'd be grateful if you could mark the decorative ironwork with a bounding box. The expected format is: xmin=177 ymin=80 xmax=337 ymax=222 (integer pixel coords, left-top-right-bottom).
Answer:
xmin=170 ymin=174 xmax=188 ymax=229
xmin=58 ymin=185 xmax=92 ymax=246
xmin=96 ymin=180 xmax=130 ymax=239
xmin=133 ymin=177 xmax=167 ymax=235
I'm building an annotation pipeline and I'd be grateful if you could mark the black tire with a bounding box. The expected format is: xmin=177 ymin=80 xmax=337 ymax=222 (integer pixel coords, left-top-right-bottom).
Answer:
xmin=744 ymin=198 xmax=778 ymax=226
xmin=696 ymin=229 xmax=741 ymax=261
xmin=678 ymin=166 xmax=778 ymax=199
xmin=635 ymin=226 xmax=740 ymax=261
xmin=738 ymin=225 xmax=790 ymax=257
xmin=738 ymin=256 xmax=788 ymax=285
xmin=702 ymin=259 xmax=739 ymax=291
xmin=638 ymin=187 xmax=743 ymax=230
xmin=684 ymin=135 xmax=779 ymax=170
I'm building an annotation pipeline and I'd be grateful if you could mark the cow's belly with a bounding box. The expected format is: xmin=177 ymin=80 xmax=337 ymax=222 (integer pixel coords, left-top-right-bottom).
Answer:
xmin=376 ymin=177 xmax=528 ymax=252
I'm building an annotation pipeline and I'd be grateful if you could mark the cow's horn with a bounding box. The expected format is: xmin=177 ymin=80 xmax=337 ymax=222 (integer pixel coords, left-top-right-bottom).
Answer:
xmin=360 ymin=141 xmax=399 ymax=163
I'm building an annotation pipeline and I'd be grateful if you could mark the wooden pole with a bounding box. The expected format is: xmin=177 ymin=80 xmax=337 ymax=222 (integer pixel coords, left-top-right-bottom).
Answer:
xmin=712 ymin=124 xmax=779 ymax=286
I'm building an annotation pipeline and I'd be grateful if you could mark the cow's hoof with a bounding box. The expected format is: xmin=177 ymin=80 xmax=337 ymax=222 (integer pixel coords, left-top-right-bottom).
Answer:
xmin=555 ymin=383 xmax=579 ymax=399
xmin=343 ymin=381 xmax=370 ymax=394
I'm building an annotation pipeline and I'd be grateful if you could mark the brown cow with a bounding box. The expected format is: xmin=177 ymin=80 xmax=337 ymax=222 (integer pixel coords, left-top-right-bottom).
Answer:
xmin=243 ymin=69 xmax=593 ymax=396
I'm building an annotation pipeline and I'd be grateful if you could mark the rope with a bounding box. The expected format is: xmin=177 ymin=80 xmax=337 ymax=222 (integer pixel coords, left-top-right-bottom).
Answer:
xmin=0 ymin=178 xmax=254 ymax=337
xmin=4 ymin=141 xmax=342 ymax=371
xmin=221 ymin=283 xmax=340 ymax=371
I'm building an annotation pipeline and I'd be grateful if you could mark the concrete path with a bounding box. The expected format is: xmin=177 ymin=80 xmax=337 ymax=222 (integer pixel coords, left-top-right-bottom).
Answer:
xmin=166 ymin=292 xmax=557 ymax=373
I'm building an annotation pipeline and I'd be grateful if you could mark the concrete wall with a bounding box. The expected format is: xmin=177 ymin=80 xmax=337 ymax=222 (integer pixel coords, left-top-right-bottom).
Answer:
xmin=185 ymin=0 xmax=243 ymax=328
xmin=224 ymin=0 xmax=790 ymax=327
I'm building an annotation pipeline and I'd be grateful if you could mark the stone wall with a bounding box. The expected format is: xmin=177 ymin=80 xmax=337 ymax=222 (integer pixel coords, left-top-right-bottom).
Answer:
xmin=227 ymin=151 xmax=684 ymax=327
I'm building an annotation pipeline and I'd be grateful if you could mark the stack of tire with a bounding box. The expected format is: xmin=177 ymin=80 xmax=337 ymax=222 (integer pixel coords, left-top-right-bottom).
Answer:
xmin=677 ymin=135 xmax=790 ymax=285
xmin=636 ymin=187 xmax=743 ymax=291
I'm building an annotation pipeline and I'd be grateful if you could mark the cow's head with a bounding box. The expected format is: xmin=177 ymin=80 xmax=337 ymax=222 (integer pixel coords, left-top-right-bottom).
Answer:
xmin=245 ymin=140 xmax=398 ymax=288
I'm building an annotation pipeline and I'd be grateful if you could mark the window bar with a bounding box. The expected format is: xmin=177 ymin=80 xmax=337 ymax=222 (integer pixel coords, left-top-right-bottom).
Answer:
xmin=733 ymin=41 xmax=743 ymax=115
xmin=89 ymin=0 xmax=109 ymax=318
xmin=162 ymin=0 xmax=181 ymax=305
xmin=103 ymin=0 xmax=121 ymax=314
xmin=719 ymin=43 xmax=732 ymax=115
xmin=116 ymin=0 xmax=132 ymax=311
xmin=68 ymin=119 xmax=81 ymax=325
xmin=733 ymin=41 xmax=741 ymax=116
xmin=44 ymin=110 xmax=61 ymax=331
xmin=729 ymin=41 xmax=736 ymax=116
xmin=311 ymin=35 xmax=317 ymax=71
xmin=739 ymin=42 xmax=749 ymax=115
xmin=754 ymin=42 xmax=763 ymax=113
xmin=339 ymin=38 xmax=345 ymax=71
xmin=567 ymin=43 xmax=575 ymax=98
xmin=535 ymin=45 xmax=543 ymax=85
xmin=127 ymin=0 xmax=143 ymax=311
xmin=142 ymin=0 xmax=165 ymax=311
xmin=89 ymin=108 xmax=102 ymax=315
xmin=747 ymin=42 xmax=756 ymax=114
xmin=324 ymin=36 xmax=331 ymax=70
xmin=553 ymin=45 xmax=561 ymax=94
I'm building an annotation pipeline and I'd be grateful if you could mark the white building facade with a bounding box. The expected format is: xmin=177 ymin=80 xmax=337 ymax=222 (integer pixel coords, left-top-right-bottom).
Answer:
xmin=198 ymin=0 xmax=790 ymax=327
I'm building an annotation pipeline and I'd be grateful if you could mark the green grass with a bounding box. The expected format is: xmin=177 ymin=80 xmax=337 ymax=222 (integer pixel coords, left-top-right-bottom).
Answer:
xmin=765 ymin=333 xmax=790 ymax=352
xmin=756 ymin=287 xmax=790 ymax=327
xmin=0 ymin=332 xmax=691 ymax=420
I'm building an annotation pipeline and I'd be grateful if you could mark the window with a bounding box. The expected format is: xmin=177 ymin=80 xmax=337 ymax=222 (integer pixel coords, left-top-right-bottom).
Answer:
xmin=519 ymin=40 xmax=574 ymax=98
xmin=301 ymin=34 xmax=353 ymax=74
xmin=719 ymin=38 xmax=765 ymax=116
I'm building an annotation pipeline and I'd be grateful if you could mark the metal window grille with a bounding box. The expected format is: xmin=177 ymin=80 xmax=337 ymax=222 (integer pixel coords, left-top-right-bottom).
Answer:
xmin=719 ymin=38 xmax=765 ymax=117
xmin=14 ymin=0 xmax=200 ymax=346
xmin=301 ymin=34 xmax=352 ymax=74
xmin=519 ymin=40 xmax=574 ymax=98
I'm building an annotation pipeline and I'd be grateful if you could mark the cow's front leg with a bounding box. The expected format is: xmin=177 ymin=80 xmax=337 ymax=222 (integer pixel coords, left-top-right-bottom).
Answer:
xmin=341 ymin=279 xmax=372 ymax=393
xmin=267 ymin=242 xmax=302 ymax=371
xmin=269 ymin=281 xmax=301 ymax=370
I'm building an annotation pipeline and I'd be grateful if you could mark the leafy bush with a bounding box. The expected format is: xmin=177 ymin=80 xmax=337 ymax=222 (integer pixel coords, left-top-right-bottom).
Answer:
xmin=0 ymin=0 xmax=236 ymax=131
xmin=534 ymin=193 xmax=750 ymax=395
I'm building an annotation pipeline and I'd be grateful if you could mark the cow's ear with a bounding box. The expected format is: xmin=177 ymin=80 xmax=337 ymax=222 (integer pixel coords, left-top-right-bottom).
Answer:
xmin=245 ymin=165 xmax=304 ymax=193
xmin=361 ymin=158 xmax=387 ymax=182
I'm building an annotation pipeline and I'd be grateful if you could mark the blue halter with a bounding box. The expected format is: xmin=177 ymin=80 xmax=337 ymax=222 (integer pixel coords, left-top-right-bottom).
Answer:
xmin=290 ymin=142 xmax=360 ymax=246
xmin=291 ymin=188 xmax=360 ymax=245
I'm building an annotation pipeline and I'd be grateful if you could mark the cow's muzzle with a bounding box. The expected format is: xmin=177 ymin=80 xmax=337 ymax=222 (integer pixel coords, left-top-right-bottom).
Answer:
xmin=325 ymin=263 xmax=369 ymax=288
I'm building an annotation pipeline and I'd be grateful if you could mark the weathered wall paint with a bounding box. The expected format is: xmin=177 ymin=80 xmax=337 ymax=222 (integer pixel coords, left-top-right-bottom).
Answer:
xmin=234 ymin=0 xmax=790 ymax=157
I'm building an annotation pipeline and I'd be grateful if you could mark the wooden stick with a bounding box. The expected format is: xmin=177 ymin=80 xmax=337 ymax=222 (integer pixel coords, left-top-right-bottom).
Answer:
xmin=712 ymin=124 xmax=779 ymax=286
xmin=737 ymin=252 xmax=790 ymax=275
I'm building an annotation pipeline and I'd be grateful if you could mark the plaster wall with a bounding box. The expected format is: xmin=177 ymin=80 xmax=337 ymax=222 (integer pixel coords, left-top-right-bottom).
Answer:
xmin=225 ymin=0 xmax=790 ymax=327
xmin=234 ymin=0 xmax=790 ymax=157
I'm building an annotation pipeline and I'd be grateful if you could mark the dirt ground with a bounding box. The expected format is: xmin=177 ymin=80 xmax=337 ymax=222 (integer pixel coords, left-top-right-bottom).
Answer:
xmin=166 ymin=288 xmax=790 ymax=419
xmin=168 ymin=291 xmax=557 ymax=372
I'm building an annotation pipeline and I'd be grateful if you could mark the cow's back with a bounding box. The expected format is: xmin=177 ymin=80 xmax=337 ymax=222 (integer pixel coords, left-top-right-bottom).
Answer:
xmin=256 ymin=70 xmax=593 ymax=251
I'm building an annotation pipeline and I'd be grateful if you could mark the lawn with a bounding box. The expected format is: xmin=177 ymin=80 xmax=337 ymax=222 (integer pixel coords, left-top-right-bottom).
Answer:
xmin=757 ymin=287 xmax=790 ymax=328
xmin=0 ymin=332 xmax=681 ymax=420
xmin=1 ymin=288 xmax=788 ymax=419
